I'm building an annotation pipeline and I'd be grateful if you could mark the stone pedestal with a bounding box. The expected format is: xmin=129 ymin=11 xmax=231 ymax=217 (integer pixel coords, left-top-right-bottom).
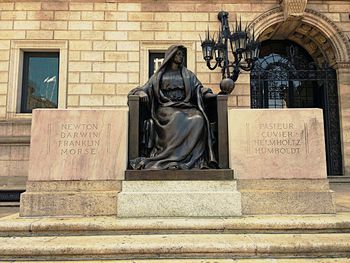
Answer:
xmin=117 ymin=180 xmax=242 ymax=217
xmin=237 ymin=179 xmax=335 ymax=214
xmin=20 ymin=181 xmax=121 ymax=217
xmin=229 ymin=109 xmax=335 ymax=214
xmin=20 ymin=109 xmax=128 ymax=217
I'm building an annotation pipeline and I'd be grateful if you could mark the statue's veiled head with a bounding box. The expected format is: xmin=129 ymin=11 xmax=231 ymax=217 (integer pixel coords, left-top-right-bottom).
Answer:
xmin=156 ymin=45 xmax=186 ymax=73
xmin=172 ymin=49 xmax=185 ymax=65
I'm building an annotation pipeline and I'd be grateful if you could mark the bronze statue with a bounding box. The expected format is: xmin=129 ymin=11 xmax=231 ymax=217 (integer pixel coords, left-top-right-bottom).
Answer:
xmin=128 ymin=45 xmax=218 ymax=170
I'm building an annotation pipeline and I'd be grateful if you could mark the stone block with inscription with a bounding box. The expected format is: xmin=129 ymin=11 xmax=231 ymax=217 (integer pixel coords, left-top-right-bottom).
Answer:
xmin=28 ymin=109 xmax=128 ymax=181
xmin=228 ymin=109 xmax=335 ymax=214
xmin=229 ymin=109 xmax=327 ymax=179
xmin=20 ymin=109 xmax=128 ymax=217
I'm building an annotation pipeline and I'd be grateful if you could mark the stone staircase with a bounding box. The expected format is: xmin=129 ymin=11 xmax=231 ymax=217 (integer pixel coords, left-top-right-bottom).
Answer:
xmin=0 ymin=213 xmax=350 ymax=261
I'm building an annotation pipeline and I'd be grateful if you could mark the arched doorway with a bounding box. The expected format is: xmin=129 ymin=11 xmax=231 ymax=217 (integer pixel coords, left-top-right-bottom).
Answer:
xmin=251 ymin=40 xmax=342 ymax=175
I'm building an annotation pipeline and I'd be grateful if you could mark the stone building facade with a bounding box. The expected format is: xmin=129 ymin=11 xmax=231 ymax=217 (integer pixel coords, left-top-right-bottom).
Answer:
xmin=0 ymin=0 xmax=349 ymax=191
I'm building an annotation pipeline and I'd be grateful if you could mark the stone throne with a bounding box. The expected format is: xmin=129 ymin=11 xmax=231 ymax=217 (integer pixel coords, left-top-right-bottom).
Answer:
xmin=126 ymin=94 xmax=232 ymax=179
xmin=117 ymin=94 xmax=242 ymax=218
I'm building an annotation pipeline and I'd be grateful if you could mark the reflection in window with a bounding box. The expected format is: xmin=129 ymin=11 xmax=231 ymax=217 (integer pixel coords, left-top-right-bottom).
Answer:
xmin=153 ymin=58 xmax=164 ymax=74
xmin=21 ymin=52 xmax=59 ymax=113
xmin=149 ymin=52 xmax=165 ymax=78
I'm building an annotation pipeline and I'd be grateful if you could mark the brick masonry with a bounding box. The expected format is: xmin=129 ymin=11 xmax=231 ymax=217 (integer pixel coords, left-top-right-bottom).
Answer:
xmin=0 ymin=1 xmax=273 ymax=113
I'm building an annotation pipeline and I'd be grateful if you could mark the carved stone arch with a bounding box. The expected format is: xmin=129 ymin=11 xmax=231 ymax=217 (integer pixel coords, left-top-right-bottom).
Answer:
xmin=248 ymin=7 xmax=284 ymax=42
xmin=303 ymin=9 xmax=350 ymax=64
xmin=248 ymin=7 xmax=350 ymax=67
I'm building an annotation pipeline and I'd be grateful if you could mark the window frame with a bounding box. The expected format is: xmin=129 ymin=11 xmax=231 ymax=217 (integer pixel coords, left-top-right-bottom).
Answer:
xmin=7 ymin=40 xmax=67 ymax=119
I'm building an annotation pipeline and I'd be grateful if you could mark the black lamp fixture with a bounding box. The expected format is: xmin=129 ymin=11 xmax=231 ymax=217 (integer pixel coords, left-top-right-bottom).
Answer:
xmin=200 ymin=11 xmax=260 ymax=94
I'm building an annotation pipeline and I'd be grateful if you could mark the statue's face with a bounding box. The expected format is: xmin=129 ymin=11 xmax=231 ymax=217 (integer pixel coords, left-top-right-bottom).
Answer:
xmin=173 ymin=49 xmax=184 ymax=65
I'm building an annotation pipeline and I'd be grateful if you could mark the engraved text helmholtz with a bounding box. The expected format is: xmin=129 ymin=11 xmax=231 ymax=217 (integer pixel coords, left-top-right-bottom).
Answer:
xmin=247 ymin=122 xmax=307 ymax=155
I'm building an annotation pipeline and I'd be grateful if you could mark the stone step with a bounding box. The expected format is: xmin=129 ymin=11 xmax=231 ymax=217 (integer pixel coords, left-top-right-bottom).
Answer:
xmin=7 ymin=260 xmax=350 ymax=263
xmin=1 ymin=232 xmax=350 ymax=261
xmin=1 ymin=213 xmax=350 ymax=237
xmin=117 ymin=180 xmax=242 ymax=217
xmin=0 ymin=202 xmax=19 ymax=207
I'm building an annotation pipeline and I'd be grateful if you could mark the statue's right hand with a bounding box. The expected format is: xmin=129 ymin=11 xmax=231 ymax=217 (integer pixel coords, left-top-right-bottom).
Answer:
xmin=139 ymin=91 xmax=149 ymax=104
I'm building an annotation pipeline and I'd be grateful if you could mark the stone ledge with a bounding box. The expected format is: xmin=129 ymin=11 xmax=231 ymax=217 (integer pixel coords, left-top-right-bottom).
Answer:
xmin=0 ymin=232 xmax=349 ymax=260
xmin=25 ymin=180 xmax=121 ymax=192
xmin=0 ymin=120 xmax=32 ymax=142
xmin=237 ymin=179 xmax=331 ymax=191
xmin=0 ymin=176 xmax=27 ymax=191
xmin=237 ymin=179 xmax=336 ymax=214
xmin=1 ymin=259 xmax=348 ymax=263
xmin=240 ymin=190 xmax=335 ymax=214
xmin=330 ymin=176 xmax=350 ymax=183
xmin=0 ymin=136 xmax=30 ymax=145
xmin=121 ymin=180 xmax=237 ymax=192
xmin=1 ymin=213 xmax=350 ymax=237
xmin=125 ymin=169 xmax=233 ymax=180
xmin=20 ymin=191 xmax=119 ymax=217
xmin=19 ymin=180 xmax=121 ymax=217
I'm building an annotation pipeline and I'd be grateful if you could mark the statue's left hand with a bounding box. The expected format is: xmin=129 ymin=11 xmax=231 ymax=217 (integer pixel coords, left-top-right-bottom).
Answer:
xmin=139 ymin=91 xmax=149 ymax=104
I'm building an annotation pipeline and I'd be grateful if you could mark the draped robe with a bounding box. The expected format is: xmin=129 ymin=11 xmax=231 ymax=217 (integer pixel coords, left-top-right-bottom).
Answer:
xmin=129 ymin=45 xmax=217 ymax=170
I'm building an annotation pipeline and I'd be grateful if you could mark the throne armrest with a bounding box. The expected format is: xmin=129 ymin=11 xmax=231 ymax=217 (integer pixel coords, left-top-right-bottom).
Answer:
xmin=128 ymin=95 xmax=140 ymax=163
xmin=217 ymin=95 xmax=229 ymax=169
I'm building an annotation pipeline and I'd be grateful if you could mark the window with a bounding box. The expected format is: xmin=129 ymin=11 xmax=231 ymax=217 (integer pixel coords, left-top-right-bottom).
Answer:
xmin=7 ymin=40 xmax=67 ymax=118
xmin=20 ymin=52 xmax=59 ymax=113
xmin=149 ymin=52 xmax=165 ymax=78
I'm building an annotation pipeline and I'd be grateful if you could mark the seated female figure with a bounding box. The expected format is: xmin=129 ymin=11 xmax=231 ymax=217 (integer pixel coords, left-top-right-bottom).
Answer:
xmin=129 ymin=45 xmax=217 ymax=170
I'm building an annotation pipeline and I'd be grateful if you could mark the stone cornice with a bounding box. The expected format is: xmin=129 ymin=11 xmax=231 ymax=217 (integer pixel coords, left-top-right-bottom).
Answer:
xmin=305 ymin=8 xmax=350 ymax=61
xmin=248 ymin=7 xmax=350 ymax=63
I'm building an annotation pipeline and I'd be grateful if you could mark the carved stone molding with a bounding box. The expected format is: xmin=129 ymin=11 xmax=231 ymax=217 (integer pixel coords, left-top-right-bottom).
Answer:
xmin=248 ymin=7 xmax=282 ymax=33
xmin=305 ymin=8 xmax=350 ymax=62
xmin=248 ymin=7 xmax=350 ymax=64
xmin=281 ymin=0 xmax=308 ymax=20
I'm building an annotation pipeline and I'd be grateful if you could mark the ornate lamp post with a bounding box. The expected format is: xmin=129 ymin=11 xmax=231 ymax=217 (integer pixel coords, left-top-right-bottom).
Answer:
xmin=200 ymin=11 xmax=260 ymax=94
